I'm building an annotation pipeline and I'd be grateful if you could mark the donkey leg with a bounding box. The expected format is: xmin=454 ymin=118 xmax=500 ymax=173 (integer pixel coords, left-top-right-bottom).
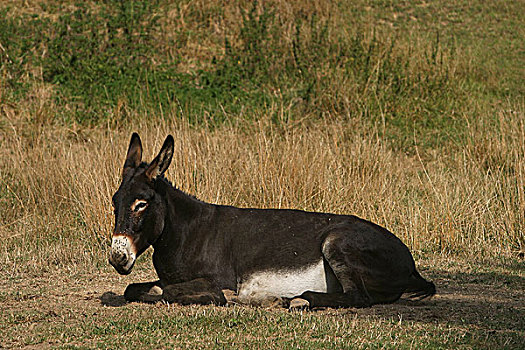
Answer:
xmin=292 ymin=233 xmax=375 ymax=308
xmin=298 ymin=290 xmax=371 ymax=308
xmin=124 ymin=280 xmax=163 ymax=303
xmin=295 ymin=232 xmax=376 ymax=309
xmin=296 ymin=264 xmax=372 ymax=309
xmin=162 ymin=278 xmax=227 ymax=306
xmin=312 ymin=231 xmax=404 ymax=308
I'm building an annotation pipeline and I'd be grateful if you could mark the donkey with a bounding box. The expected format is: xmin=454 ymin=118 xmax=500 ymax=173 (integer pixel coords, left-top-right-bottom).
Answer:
xmin=109 ymin=133 xmax=435 ymax=308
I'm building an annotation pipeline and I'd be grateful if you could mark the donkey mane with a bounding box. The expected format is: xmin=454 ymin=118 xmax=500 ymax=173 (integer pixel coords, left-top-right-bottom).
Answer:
xmin=131 ymin=162 xmax=205 ymax=205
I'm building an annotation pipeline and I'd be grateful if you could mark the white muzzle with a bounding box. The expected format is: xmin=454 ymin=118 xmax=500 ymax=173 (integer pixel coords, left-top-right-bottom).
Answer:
xmin=109 ymin=235 xmax=137 ymax=275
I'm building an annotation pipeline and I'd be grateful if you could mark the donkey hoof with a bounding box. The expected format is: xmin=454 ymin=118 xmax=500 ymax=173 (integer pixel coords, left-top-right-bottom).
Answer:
xmin=148 ymin=285 xmax=163 ymax=296
xmin=222 ymin=289 xmax=239 ymax=305
xmin=289 ymin=297 xmax=310 ymax=311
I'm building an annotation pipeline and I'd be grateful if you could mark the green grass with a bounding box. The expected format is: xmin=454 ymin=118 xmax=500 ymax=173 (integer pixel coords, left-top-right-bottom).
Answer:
xmin=1 ymin=0 xmax=522 ymax=148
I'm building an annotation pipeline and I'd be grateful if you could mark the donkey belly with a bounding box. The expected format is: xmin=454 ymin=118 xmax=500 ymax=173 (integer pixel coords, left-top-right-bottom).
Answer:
xmin=237 ymin=259 xmax=333 ymax=302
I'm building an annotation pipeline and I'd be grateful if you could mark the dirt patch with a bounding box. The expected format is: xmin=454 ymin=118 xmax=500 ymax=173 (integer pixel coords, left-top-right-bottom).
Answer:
xmin=1 ymin=259 xmax=523 ymax=348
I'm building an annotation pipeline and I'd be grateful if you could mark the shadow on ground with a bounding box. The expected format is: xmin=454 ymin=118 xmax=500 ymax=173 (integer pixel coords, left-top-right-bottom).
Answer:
xmin=98 ymin=263 xmax=523 ymax=348
xmin=100 ymin=291 xmax=127 ymax=307
xmin=350 ymin=267 xmax=524 ymax=344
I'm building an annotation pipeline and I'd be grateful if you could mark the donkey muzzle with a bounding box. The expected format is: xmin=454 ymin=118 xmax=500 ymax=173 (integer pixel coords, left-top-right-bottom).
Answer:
xmin=109 ymin=234 xmax=136 ymax=275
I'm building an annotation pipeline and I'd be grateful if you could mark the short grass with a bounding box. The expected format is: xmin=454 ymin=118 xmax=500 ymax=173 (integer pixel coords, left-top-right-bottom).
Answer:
xmin=1 ymin=256 xmax=523 ymax=349
xmin=0 ymin=0 xmax=524 ymax=348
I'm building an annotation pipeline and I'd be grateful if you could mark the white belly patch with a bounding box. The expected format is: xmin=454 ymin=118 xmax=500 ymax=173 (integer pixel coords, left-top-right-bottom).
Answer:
xmin=237 ymin=259 xmax=328 ymax=302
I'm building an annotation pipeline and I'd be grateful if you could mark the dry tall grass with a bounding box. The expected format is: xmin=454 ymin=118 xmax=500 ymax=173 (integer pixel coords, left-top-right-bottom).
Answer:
xmin=1 ymin=99 xmax=523 ymax=276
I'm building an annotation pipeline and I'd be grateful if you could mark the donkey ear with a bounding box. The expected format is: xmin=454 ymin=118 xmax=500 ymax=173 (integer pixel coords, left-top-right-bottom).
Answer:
xmin=123 ymin=133 xmax=142 ymax=176
xmin=145 ymin=135 xmax=174 ymax=181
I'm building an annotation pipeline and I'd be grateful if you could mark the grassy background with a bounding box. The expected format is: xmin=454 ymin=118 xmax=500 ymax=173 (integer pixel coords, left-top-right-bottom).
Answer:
xmin=1 ymin=0 xmax=524 ymax=348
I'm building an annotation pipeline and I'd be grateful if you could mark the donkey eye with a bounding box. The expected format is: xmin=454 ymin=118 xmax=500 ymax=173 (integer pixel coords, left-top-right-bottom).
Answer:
xmin=132 ymin=199 xmax=148 ymax=212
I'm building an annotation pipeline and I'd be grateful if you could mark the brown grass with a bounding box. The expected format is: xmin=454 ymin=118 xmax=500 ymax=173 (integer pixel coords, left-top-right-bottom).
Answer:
xmin=1 ymin=96 xmax=523 ymax=277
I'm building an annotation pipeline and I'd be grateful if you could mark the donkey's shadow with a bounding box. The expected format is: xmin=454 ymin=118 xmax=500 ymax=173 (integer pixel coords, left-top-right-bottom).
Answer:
xmin=100 ymin=291 xmax=127 ymax=307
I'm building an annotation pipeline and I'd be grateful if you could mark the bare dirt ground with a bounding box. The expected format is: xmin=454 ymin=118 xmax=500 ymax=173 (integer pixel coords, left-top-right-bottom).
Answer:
xmin=1 ymin=256 xmax=523 ymax=348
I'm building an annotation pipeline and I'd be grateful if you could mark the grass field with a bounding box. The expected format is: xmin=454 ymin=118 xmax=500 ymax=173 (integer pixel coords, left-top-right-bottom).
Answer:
xmin=1 ymin=0 xmax=524 ymax=348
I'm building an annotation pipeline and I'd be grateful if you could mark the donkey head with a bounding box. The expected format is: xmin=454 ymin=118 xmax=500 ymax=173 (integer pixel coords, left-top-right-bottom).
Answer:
xmin=109 ymin=133 xmax=174 ymax=275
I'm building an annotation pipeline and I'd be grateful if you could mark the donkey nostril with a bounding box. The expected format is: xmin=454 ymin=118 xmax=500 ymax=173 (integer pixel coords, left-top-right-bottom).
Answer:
xmin=111 ymin=250 xmax=129 ymax=265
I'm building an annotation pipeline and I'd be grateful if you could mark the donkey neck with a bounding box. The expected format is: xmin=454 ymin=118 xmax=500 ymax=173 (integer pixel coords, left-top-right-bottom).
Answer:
xmin=151 ymin=179 xmax=217 ymax=283
xmin=152 ymin=179 xmax=213 ymax=250
xmin=158 ymin=179 xmax=206 ymax=216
